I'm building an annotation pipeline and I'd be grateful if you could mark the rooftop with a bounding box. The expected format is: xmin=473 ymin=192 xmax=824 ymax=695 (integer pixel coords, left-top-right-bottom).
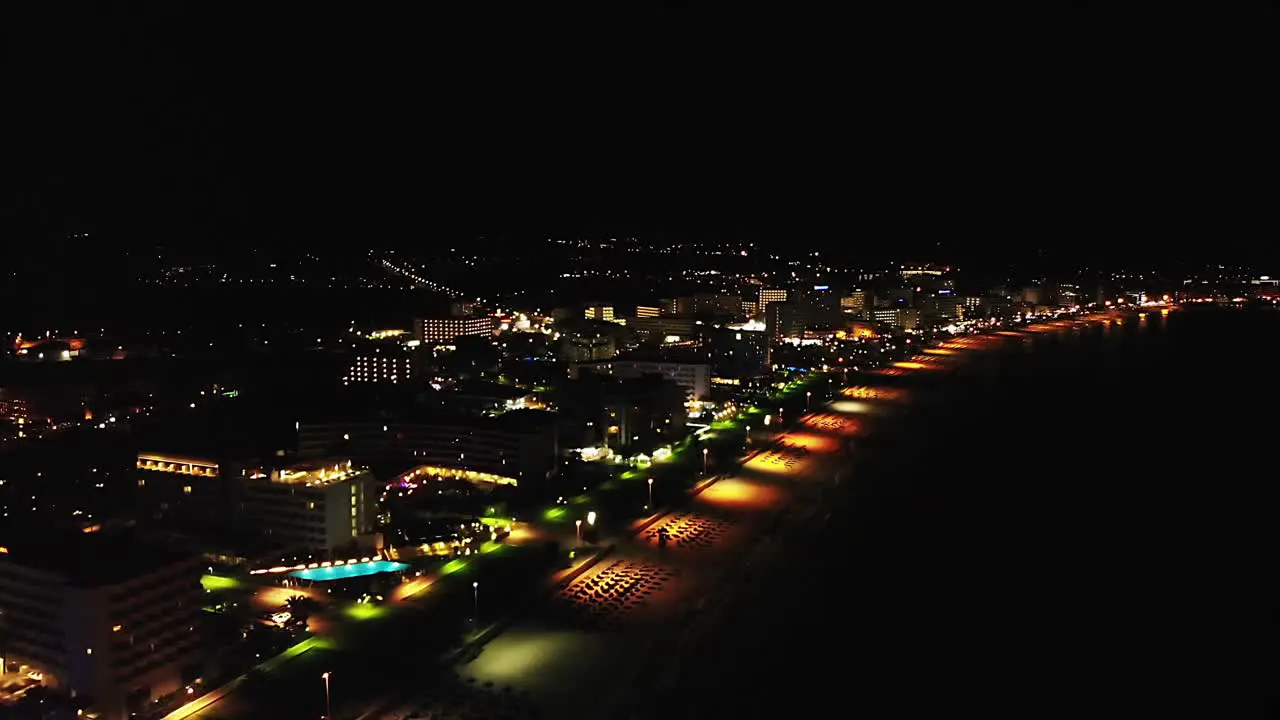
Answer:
xmin=0 ymin=529 xmax=198 ymax=587
xmin=269 ymin=458 xmax=368 ymax=487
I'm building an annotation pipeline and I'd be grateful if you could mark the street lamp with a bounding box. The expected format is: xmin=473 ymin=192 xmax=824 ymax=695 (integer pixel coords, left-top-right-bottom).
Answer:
xmin=321 ymin=672 xmax=331 ymax=720
xmin=586 ymin=511 xmax=596 ymax=526
xmin=702 ymin=447 xmax=708 ymax=475
xmin=472 ymin=581 xmax=479 ymax=626
xmin=646 ymin=477 xmax=653 ymax=508
xmin=806 ymin=391 xmax=812 ymax=410
xmin=575 ymin=519 xmax=582 ymax=543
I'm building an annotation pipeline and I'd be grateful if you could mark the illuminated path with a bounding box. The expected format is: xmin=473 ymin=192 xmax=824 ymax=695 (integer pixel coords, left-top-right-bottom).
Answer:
xmin=165 ymin=637 xmax=329 ymax=720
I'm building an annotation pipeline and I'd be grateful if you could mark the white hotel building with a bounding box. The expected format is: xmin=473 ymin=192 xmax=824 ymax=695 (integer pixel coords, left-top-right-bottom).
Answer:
xmin=242 ymin=459 xmax=381 ymax=552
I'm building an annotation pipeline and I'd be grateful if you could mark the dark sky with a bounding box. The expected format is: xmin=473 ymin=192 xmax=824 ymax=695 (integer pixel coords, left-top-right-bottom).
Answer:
xmin=2 ymin=5 xmax=1273 ymax=263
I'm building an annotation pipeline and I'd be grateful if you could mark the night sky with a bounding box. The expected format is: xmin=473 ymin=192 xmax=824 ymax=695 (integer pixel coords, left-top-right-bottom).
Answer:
xmin=2 ymin=6 xmax=1272 ymax=263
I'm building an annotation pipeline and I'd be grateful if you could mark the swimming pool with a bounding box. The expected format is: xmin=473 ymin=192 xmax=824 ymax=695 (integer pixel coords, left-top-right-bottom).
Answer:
xmin=290 ymin=560 xmax=408 ymax=582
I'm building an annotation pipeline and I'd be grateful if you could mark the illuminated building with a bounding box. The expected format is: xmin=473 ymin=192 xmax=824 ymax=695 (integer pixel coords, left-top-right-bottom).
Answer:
xmin=625 ymin=316 xmax=696 ymax=342
xmin=901 ymin=266 xmax=947 ymax=278
xmin=661 ymin=294 xmax=738 ymax=317
xmin=634 ymin=305 xmax=662 ymax=318
xmin=0 ymin=392 xmax=28 ymax=425
xmin=414 ymin=315 xmax=493 ymax=344
xmin=136 ymin=453 xmax=246 ymax=538
xmin=583 ymin=305 xmax=615 ymax=322
xmin=692 ymin=293 xmax=742 ymax=317
xmin=867 ymin=307 xmax=921 ymax=330
xmin=840 ymin=290 xmax=869 ymax=310
xmin=0 ymin=533 xmax=202 ymax=720
xmin=295 ymin=410 xmax=559 ymax=487
xmin=569 ymin=358 xmax=711 ymax=400
xmin=758 ymin=287 xmax=788 ymax=310
xmin=242 ymin=459 xmax=381 ymax=552
xmin=343 ymin=350 xmax=417 ymax=385
xmin=12 ymin=336 xmax=87 ymax=362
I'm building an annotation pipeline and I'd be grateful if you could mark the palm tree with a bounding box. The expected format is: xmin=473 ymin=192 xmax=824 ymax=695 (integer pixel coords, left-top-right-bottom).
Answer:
xmin=285 ymin=595 xmax=321 ymax=623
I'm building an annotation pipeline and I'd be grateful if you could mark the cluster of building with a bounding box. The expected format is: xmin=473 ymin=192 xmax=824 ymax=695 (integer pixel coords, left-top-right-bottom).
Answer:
xmin=0 ymin=448 xmax=392 ymax=718
xmin=7 ymin=258 xmax=1257 ymax=719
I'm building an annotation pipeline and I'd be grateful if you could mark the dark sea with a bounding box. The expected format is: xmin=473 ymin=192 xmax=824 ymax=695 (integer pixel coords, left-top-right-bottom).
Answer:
xmin=676 ymin=309 xmax=1272 ymax=718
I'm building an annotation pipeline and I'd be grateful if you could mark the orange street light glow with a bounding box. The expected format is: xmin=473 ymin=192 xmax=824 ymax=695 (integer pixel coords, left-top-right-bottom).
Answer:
xmin=893 ymin=361 xmax=930 ymax=370
xmin=744 ymin=451 xmax=812 ymax=475
xmin=698 ymin=478 xmax=786 ymax=510
xmin=920 ymin=348 xmax=954 ymax=356
xmin=778 ymin=432 xmax=840 ymax=453
xmin=827 ymin=400 xmax=875 ymax=415
xmin=390 ymin=575 xmax=434 ymax=602
xmin=871 ymin=367 xmax=905 ymax=376
xmin=841 ymin=386 xmax=905 ymax=401
xmin=800 ymin=413 xmax=861 ymax=436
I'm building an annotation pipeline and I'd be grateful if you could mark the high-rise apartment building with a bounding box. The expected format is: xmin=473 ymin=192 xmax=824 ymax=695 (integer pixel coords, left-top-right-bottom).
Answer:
xmin=758 ymin=287 xmax=788 ymax=310
xmin=841 ymin=290 xmax=869 ymax=310
xmin=764 ymin=301 xmax=804 ymax=340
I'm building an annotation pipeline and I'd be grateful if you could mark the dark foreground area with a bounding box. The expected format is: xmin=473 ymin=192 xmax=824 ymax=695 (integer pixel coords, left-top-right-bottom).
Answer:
xmin=675 ymin=310 xmax=1270 ymax=718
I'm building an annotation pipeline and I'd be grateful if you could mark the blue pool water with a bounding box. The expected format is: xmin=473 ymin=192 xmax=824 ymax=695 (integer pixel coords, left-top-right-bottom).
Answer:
xmin=290 ymin=560 xmax=408 ymax=582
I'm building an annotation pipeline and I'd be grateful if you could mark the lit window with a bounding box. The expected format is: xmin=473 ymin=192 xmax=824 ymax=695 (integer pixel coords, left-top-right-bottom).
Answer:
xmin=182 ymin=486 xmax=192 ymax=494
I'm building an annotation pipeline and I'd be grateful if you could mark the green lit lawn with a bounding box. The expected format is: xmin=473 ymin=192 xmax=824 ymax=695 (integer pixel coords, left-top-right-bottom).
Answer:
xmin=343 ymin=602 xmax=389 ymax=621
xmin=440 ymin=557 xmax=472 ymax=576
xmin=531 ymin=371 xmax=830 ymax=528
xmin=201 ymin=574 xmax=242 ymax=592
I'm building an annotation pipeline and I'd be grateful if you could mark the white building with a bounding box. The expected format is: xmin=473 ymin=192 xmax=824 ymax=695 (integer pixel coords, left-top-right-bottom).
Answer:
xmin=242 ymin=459 xmax=381 ymax=552
xmin=570 ymin=359 xmax=712 ymax=400
xmin=0 ymin=535 xmax=203 ymax=720
xmin=867 ymin=307 xmax=921 ymax=330
xmin=342 ymin=351 xmax=416 ymax=385
xmin=414 ymin=315 xmax=493 ymax=344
